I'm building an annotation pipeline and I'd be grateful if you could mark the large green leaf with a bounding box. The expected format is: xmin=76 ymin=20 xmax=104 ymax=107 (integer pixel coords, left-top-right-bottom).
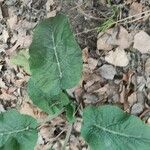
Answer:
xmin=29 ymin=14 xmax=82 ymax=95
xmin=28 ymin=79 xmax=70 ymax=115
xmin=81 ymin=105 xmax=150 ymax=150
xmin=0 ymin=110 xmax=38 ymax=150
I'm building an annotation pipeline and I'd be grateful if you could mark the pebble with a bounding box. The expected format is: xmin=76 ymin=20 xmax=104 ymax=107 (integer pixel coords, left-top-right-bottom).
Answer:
xmin=98 ymin=64 xmax=116 ymax=80
xmin=131 ymin=103 xmax=144 ymax=115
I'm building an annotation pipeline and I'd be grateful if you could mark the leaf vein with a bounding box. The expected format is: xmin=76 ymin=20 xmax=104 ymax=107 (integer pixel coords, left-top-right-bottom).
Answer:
xmin=0 ymin=126 xmax=31 ymax=136
xmin=93 ymin=124 xmax=149 ymax=141
xmin=52 ymin=33 xmax=63 ymax=79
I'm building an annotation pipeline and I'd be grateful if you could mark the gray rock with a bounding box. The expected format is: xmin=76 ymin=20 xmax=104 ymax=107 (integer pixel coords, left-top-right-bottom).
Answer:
xmin=98 ymin=64 xmax=116 ymax=80
xmin=131 ymin=103 xmax=144 ymax=115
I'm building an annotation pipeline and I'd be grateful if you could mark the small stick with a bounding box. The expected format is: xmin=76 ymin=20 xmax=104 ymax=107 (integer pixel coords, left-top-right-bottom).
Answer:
xmin=75 ymin=10 xmax=150 ymax=36
xmin=62 ymin=124 xmax=73 ymax=150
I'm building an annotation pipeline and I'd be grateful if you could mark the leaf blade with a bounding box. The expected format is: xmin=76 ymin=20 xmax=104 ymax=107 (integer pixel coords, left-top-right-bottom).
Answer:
xmin=29 ymin=14 xmax=82 ymax=95
xmin=81 ymin=105 xmax=150 ymax=150
xmin=27 ymin=79 xmax=70 ymax=115
xmin=0 ymin=110 xmax=38 ymax=150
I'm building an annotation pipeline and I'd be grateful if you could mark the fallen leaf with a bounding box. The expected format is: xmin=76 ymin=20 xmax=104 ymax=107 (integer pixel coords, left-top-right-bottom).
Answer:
xmin=105 ymin=47 xmax=129 ymax=67
xmin=107 ymin=26 xmax=132 ymax=49
xmin=0 ymin=78 xmax=7 ymax=89
xmin=128 ymin=92 xmax=137 ymax=107
xmin=20 ymin=101 xmax=47 ymax=121
xmin=97 ymin=31 xmax=113 ymax=51
xmin=97 ymin=26 xmax=132 ymax=51
xmin=87 ymin=58 xmax=98 ymax=70
xmin=133 ymin=31 xmax=150 ymax=53
xmin=145 ymin=58 xmax=150 ymax=77
xmin=129 ymin=2 xmax=143 ymax=16
xmin=39 ymin=124 xmax=54 ymax=143
xmin=7 ymin=15 xmax=17 ymax=29
xmin=0 ymin=89 xmax=16 ymax=100
xmin=2 ymin=29 xmax=9 ymax=43
xmin=0 ymin=6 xmax=2 ymax=19
xmin=82 ymin=47 xmax=89 ymax=63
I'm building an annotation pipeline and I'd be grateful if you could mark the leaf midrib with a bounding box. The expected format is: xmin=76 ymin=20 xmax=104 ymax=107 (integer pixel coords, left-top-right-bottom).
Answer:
xmin=52 ymin=33 xmax=63 ymax=79
xmin=0 ymin=126 xmax=31 ymax=136
xmin=93 ymin=124 xmax=150 ymax=141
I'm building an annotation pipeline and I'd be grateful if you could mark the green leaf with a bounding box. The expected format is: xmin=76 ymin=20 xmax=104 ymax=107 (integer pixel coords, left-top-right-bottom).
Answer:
xmin=81 ymin=105 xmax=150 ymax=150
xmin=29 ymin=14 xmax=82 ymax=95
xmin=65 ymin=103 xmax=76 ymax=123
xmin=0 ymin=138 xmax=20 ymax=150
xmin=10 ymin=49 xmax=31 ymax=74
xmin=28 ymin=79 xmax=70 ymax=115
xmin=0 ymin=110 xmax=38 ymax=150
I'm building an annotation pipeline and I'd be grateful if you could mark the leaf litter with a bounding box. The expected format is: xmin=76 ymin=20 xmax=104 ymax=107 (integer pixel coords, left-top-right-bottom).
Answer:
xmin=1 ymin=0 xmax=150 ymax=149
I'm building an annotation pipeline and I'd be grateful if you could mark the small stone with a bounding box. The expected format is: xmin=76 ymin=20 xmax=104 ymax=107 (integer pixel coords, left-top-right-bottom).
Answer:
xmin=98 ymin=64 xmax=116 ymax=80
xmin=131 ymin=103 xmax=144 ymax=115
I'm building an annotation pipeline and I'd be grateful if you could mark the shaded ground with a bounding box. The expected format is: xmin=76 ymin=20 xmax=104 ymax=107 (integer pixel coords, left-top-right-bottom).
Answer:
xmin=0 ymin=0 xmax=150 ymax=149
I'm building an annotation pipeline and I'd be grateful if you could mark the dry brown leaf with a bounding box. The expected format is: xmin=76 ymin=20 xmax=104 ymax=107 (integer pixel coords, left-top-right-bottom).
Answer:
xmin=133 ymin=31 xmax=150 ymax=53
xmin=97 ymin=26 xmax=132 ymax=51
xmin=108 ymin=26 xmax=132 ymax=49
xmin=129 ymin=2 xmax=143 ymax=16
xmin=46 ymin=0 xmax=57 ymax=18
xmin=97 ymin=31 xmax=113 ymax=51
xmin=39 ymin=124 xmax=54 ymax=143
xmin=87 ymin=58 xmax=98 ymax=70
xmin=0 ymin=78 xmax=7 ymax=89
xmin=125 ymin=0 xmax=133 ymax=4
xmin=105 ymin=47 xmax=129 ymax=67
xmin=2 ymin=29 xmax=9 ymax=43
xmin=82 ymin=47 xmax=89 ymax=63
xmin=128 ymin=92 xmax=137 ymax=106
xmin=0 ymin=88 xmax=16 ymax=100
xmin=7 ymin=31 xmax=32 ymax=55
xmin=145 ymin=58 xmax=150 ymax=76
xmin=0 ymin=7 xmax=2 ymax=19
xmin=7 ymin=15 xmax=17 ymax=29
xmin=20 ymin=101 xmax=47 ymax=121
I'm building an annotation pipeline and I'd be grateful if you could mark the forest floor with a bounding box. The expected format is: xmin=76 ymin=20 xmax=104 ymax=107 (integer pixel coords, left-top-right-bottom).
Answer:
xmin=0 ymin=0 xmax=150 ymax=149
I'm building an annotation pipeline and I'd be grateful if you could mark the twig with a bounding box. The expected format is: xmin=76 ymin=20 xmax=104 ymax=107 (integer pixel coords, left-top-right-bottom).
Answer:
xmin=75 ymin=2 xmax=102 ymax=21
xmin=139 ymin=109 xmax=150 ymax=119
xmin=46 ymin=129 xmax=66 ymax=150
xmin=124 ymin=13 xmax=150 ymax=24
xmin=75 ymin=27 xmax=99 ymax=36
xmin=75 ymin=10 xmax=150 ymax=36
xmin=116 ymin=10 xmax=150 ymax=23
xmin=38 ymin=109 xmax=64 ymax=126
xmin=69 ymin=2 xmax=86 ymax=11
xmin=62 ymin=124 xmax=73 ymax=150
